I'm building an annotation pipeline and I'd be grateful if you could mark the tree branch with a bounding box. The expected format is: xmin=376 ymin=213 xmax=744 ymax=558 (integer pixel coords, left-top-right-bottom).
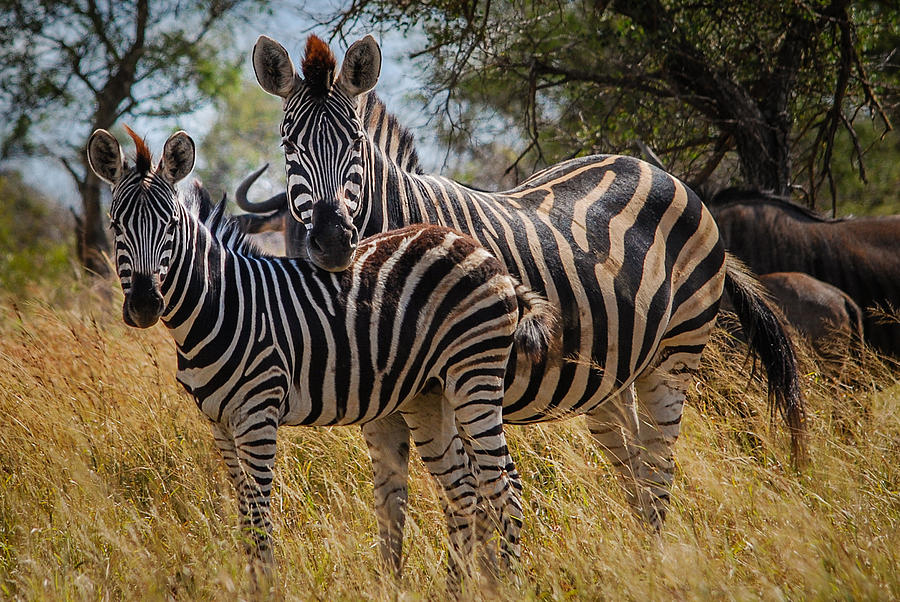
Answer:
xmin=808 ymin=0 xmax=852 ymax=208
xmin=688 ymin=134 xmax=733 ymax=190
xmin=84 ymin=0 xmax=121 ymax=62
xmin=59 ymin=155 xmax=85 ymax=187
xmin=530 ymin=60 xmax=673 ymax=97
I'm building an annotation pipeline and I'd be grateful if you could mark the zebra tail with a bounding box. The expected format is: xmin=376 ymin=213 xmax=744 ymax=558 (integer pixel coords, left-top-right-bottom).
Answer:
xmin=513 ymin=283 xmax=558 ymax=364
xmin=723 ymin=253 xmax=807 ymax=466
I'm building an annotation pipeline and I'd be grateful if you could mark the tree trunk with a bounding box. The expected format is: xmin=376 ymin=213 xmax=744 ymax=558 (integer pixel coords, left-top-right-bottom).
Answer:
xmin=77 ymin=167 xmax=111 ymax=277
xmin=73 ymin=0 xmax=148 ymax=277
xmin=732 ymin=121 xmax=792 ymax=195
xmin=614 ymin=0 xmax=801 ymax=196
xmin=657 ymin=42 xmax=794 ymax=195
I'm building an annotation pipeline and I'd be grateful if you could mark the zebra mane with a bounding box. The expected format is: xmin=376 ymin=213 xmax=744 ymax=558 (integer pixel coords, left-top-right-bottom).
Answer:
xmin=185 ymin=181 xmax=265 ymax=257
xmin=302 ymin=35 xmax=336 ymax=97
xmin=123 ymin=124 xmax=152 ymax=174
xmin=361 ymin=92 xmax=422 ymax=174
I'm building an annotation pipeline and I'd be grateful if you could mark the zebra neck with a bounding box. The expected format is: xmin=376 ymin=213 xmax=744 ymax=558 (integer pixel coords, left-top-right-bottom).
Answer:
xmin=156 ymin=206 xmax=330 ymax=354
xmin=159 ymin=205 xmax=226 ymax=348
xmin=362 ymin=140 xmax=475 ymax=232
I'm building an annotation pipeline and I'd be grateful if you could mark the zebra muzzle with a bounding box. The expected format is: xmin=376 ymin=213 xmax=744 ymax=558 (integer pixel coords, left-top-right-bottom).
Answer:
xmin=123 ymin=272 xmax=164 ymax=328
xmin=306 ymin=202 xmax=359 ymax=272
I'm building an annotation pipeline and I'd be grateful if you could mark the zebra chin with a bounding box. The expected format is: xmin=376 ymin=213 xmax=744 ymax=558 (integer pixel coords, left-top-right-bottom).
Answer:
xmin=306 ymin=225 xmax=359 ymax=271
xmin=307 ymin=241 xmax=357 ymax=272
xmin=123 ymin=296 xmax=163 ymax=328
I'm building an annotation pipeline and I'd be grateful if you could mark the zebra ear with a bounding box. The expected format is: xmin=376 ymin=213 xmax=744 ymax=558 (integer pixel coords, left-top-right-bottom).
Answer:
xmin=336 ymin=35 xmax=381 ymax=98
xmin=254 ymin=35 xmax=300 ymax=99
xmin=87 ymin=129 xmax=124 ymax=185
xmin=159 ymin=131 xmax=195 ymax=185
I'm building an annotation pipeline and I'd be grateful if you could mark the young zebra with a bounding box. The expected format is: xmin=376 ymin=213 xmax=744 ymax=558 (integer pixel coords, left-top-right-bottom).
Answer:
xmin=86 ymin=126 xmax=556 ymax=587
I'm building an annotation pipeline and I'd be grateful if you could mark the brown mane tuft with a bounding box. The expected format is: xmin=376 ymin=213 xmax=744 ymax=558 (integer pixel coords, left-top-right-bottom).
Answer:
xmin=301 ymin=35 xmax=336 ymax=96
xmin=123 ymin=124 xmax=152 ymax=174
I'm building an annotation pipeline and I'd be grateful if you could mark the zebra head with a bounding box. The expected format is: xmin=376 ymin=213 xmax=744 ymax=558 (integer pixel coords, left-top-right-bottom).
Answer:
xmin=253 ymin=34 xmax=381 ymax=271
xmin=87 ymin=127 xmax=195 ymax=328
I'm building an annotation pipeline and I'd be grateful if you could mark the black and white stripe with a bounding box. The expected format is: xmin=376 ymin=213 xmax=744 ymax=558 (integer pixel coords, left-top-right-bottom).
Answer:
xmin=281 ymin=86 xmax=366 ymax=226
xmin=250 ymin=34 xmax=805 ymax=567
xmin=88 ymin=128 xmax=557 ymax=587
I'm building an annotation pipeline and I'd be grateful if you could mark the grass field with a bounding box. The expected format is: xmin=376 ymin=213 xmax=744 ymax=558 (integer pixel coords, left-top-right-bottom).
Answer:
xmin=1 ymin=279 xmax=898 ymax=600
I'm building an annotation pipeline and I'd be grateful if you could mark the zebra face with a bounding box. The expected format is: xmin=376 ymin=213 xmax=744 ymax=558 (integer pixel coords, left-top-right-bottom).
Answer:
xmin=88 ymin=127 xmax=195 ymax=328
xmin=109 ymin=173 xmax=179 ymax=328
xmin=281 ymin=87 xmax=362 ymax=271
xmin=254 ymin=34 xmax=381 ymax=272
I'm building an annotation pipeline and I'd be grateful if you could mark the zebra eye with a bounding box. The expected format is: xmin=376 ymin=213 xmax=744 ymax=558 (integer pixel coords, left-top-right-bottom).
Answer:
xmin=282 ymin=137 xmax=303 ymax=153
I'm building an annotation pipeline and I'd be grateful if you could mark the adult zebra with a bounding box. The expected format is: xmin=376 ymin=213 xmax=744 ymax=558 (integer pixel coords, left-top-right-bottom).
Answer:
xmin=87 ymin=126 xmax=557 ymax=587
xmin=246 ymin=34 xmax=805 ymax=568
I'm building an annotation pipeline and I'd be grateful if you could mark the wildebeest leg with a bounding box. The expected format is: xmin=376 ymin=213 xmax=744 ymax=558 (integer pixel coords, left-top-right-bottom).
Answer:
xmin=585 ymin=384 xmax=644 ymax=513
xmin=361 ymin=413 xmax=410 ymax=575
xmin=402 ymin=397 xmax=479 ymax=594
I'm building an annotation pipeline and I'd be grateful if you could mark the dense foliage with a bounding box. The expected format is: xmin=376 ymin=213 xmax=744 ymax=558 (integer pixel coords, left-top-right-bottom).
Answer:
xmin=325 ymin=0 xmax=899 ymax=208
xmin=0 ymin=172 xmax=71 ymax=295
xmin=0 ymin=0 xmax=251 ymax=274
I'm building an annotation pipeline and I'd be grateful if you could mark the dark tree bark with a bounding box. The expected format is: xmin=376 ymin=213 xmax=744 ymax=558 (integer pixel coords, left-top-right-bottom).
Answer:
xmin=71 ymin=0 xmax=147 ymax=276
xmin=76 ymin=169 xmax=110 ymax=275
xmin=612 ymin=0 xmax=814 ymax=194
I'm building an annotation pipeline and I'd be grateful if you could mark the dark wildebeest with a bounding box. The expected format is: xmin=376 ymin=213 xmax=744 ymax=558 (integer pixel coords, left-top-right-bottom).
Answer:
xmin=232 ymin=164 xmax=304 ymax=257
xmin=722 ymin=271 xmax=865 ymax=372
xmin=189 ymin=170 xmax=295 ymax=257
xmin=708 ymin=189 xmax=900 ymax=356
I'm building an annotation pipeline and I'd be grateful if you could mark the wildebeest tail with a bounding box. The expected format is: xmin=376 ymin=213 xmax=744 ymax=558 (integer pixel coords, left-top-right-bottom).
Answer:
xmin=723 ymin=253 xmax=806 ymax=465
xmin=513 ymin=283 xmax=558 ymax=364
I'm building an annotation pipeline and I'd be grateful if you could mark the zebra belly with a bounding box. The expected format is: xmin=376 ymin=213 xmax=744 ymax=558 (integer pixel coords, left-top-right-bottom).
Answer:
xmin=280 ymin=385 xmax=410 ymax=427
xmin=500 ymin=357 xmax=623 ymax=424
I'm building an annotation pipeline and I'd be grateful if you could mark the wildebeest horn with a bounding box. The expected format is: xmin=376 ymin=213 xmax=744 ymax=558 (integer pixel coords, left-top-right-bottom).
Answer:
xmin=236 ymin=163 xmax=287 ymax=213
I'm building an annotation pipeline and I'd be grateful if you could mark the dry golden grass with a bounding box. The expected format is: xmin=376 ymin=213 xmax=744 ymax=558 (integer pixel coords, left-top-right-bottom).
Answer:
xmin=1 ymin=279 xmax=898 ymax=600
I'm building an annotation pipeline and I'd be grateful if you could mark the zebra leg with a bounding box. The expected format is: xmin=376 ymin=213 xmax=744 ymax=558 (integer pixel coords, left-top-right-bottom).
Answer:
xmin=212 ymin=409 xmax=279 ymax=584
xmin=459 ymin=433 xmax=499 ymax=578
xmin=402 ymin=399 xmax=478 ymax=593
xmin=361 ymin=413 xmax=411 ymax=575
xmin=450 ymin=395 xmax=523 ymax=579
xmin=585 ymin=384 xmax=645 ymax=513
xmin=633 ymin=363 xmax=695 ymax=530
